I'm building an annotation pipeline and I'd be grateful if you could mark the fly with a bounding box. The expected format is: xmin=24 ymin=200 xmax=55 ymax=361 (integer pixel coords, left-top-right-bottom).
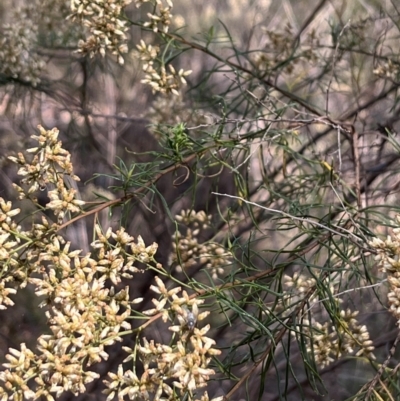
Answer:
xmin=181 ymin=304 xmax=198 ymax=331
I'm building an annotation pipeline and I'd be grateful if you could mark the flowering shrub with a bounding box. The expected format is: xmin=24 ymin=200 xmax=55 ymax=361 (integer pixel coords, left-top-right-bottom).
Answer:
xmin=0 ymin=0 xmax=191 ymax=93
xmin=2 ymin=0 xmax=400 ymax=400
xmin=370 ymin=219 xmax=400 ymax=326
xmin=0 ymin=126 xmax=220 ymax=401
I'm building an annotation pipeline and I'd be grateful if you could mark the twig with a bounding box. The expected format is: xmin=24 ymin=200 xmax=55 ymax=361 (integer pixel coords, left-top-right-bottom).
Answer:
xmin=292 ymin=0 xmax=328 ymax=46
xmin=212 ymin=192 xmax=363 ymax=242
xmin=57 ymin=153 xmax=198 ymax=232
xmin=352 ymin=126 xmax=362 ymax=208
xmin=223 ymin=286 xmax=316 ymax=401
xmin=162 ymin=31 xmax=323 ymax=117
xmin=326 ymin=20 xmax=351 ymax=115
xmin=365 ymin=330 xmax=400 ymax=399
xmin=305 ymin=279 xmax=386 ymax=315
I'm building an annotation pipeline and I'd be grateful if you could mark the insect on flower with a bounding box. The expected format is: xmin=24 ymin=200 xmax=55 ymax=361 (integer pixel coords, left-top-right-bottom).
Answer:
xmin=181 ymin=304 xmax=198 ymax=331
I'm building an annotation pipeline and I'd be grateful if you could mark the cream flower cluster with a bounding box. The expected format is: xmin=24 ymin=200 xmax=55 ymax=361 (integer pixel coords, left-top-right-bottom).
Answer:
xmin=0 ymin=127 xmax=148 ymax=400
xmin=9 ymin=125 xmax=84 ymax=224
xmin=370 ymin=215 xmax=400 ymax=325
xmin=0 ymin=4 xmax=45 ymax=86
xmin=280 ymin=272 xmax=318 ymax=315
xmin=170 ymin=210 xmax=232 ymax=280
xmin=104 ymin=275 xmax=221 ymax=401
xmin=0 ymin=225 xmax=150 ymax=401
xmin=373 ymin=60 xmax=400 ymax=80
xmin=133 ymin=0 xmax=192 ymax=94
xmin=302 ymin=309 xmax=375 ymax=369
xmin=67 ymin=0 xmax=192 ymax=93
xmin=0 ymin=126 xmax=221 ymax=400
xmin=283 ymin=273 xmax=375 ymax=368
xmin=136 ymin=39 xmax=192 ymax=95
xmin=69 ymin=0 xmax=132 ymax=64
xmin=140 ymin=0 xmax=174 ymax=33
xmin=0 ymin=0 xmax=81 ymax=85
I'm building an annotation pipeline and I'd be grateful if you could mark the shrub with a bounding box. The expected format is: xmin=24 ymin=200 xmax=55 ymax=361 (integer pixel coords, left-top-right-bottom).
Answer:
xmin=1 ymin=1 xmax=400 ymax=401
